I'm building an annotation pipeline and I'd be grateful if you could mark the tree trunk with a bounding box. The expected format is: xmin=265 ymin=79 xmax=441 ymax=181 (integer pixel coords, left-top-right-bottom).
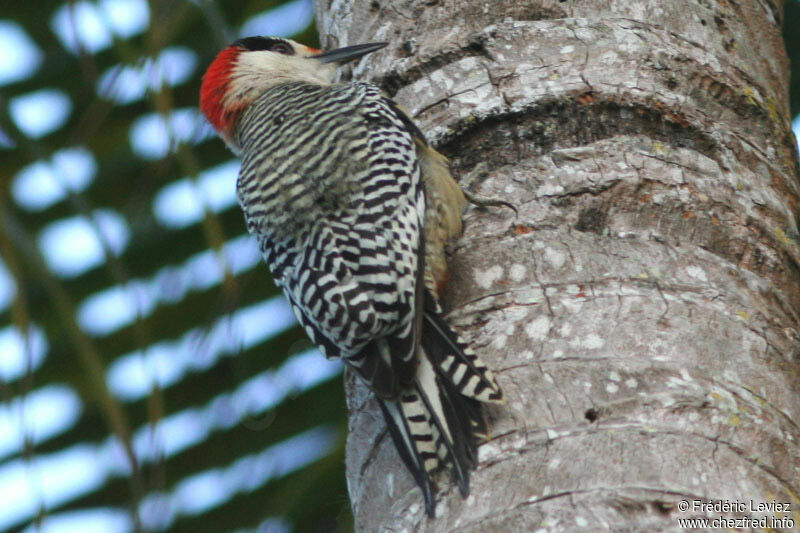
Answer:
xmin=315 ymin=0 xmax=800 ymax=530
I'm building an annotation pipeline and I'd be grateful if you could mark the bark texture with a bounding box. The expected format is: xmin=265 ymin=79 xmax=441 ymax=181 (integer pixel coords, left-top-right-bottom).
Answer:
xmin=315 ymin=0 xmax=800 ymax=530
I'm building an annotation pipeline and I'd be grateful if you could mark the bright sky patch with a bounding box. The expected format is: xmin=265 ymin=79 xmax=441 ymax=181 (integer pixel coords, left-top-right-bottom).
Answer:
xmin=38 ymin=210 xmax=130 ymax=278
xmin=51 ymin=0 xmax=149 ymax=54
xmin=20 ymin=508 xmax=132 ymax=533
xmin=12 ymin=147 xmax=97 ymax=211
xmin=0 ymin=385 xmax=82 ymax=461
xmin=129 ymin=108 xmax=214 ymax=159
xmin=9 ymin=89 xmax=72 ymax=138
xmin=105 ymin=295 xmax=301 ymax=400
xmin=0 ymin=21 xmax=42 ymax=86
xmin=139 ymin=427 xmax=336 ymax=530
xmin=0 ymin=445 xmax=108 ymax=531
xmin=152 ymin=160 xmax=239 ymax=228
xmin=240 ymin=0 xmax=315 ymax=38
xmin=0 ymin=324 xmax=48 ymax=382
xmin=77 ymin=233 xmax=261 ymax=337
xmin=97 ymin=46 xmax=198 ymax=105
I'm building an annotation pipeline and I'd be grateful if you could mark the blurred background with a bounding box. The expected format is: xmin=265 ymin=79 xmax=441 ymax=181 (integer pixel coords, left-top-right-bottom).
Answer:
xmin=0 ymin=1 xmax=797 ymax=532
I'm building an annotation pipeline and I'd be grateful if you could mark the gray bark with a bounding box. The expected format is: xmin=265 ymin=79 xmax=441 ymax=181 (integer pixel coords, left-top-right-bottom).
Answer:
xmin=315 ymin=0 xmax=800 ymax=531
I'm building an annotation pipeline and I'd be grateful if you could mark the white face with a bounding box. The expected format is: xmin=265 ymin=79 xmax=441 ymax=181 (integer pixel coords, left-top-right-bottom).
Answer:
xmin=222 ymin=40 xmax=337 ymax=111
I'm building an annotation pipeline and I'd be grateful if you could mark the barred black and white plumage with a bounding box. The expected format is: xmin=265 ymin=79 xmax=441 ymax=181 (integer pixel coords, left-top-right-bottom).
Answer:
xmin=200 ymin=36 xmax=504 ymax=516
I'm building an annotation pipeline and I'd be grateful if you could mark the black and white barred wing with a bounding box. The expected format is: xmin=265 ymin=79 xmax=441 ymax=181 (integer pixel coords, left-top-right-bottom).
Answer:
xmin=236 ymin=82 xmax=425 ymax=399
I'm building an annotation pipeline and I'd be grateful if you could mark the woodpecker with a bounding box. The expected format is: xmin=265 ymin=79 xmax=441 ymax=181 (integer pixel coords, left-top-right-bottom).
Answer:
xmin=200 ymin=36 xmax=504 ymax=516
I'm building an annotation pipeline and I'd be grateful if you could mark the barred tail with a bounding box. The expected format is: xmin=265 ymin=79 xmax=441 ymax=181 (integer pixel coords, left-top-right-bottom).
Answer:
xmin=377 ymin=291 xmax=504 ymax=516
xmin=422 ymin=290 xmax=504 ymax=405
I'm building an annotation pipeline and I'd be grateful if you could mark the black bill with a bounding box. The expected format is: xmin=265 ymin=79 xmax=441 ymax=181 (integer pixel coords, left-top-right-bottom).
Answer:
xmin=312 ymin=42 xmax=388 ymax=64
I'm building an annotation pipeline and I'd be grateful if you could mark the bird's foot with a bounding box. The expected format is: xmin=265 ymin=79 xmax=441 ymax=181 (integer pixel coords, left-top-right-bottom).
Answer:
xmin=460 ymin=162 xmax=518 ymax=215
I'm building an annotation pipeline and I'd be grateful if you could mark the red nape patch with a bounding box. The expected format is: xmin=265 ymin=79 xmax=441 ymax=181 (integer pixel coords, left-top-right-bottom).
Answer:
xmin=200 ymin=46 xmax=241 ymax=136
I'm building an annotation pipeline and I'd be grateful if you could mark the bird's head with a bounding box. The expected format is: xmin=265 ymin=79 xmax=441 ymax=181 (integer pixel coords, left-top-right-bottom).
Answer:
xmin=200 ymin=36 xmax=387 ymax=146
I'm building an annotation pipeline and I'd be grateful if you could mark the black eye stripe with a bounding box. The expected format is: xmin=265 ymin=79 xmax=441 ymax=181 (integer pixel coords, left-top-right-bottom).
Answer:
xmin=232 ymin=36 xmax=295 ymax=55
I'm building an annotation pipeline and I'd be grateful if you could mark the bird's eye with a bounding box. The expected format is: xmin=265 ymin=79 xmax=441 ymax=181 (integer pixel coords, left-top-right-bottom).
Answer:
xmin=270 ymin=42 xmax=294 ymax=55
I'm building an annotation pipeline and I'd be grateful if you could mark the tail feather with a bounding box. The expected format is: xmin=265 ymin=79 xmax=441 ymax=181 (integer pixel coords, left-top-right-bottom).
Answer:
xmin=423 ymin=291 xmax=504 ymax=404
xmin=411 ymin=355 xmax=471 ymax=495
xmin=378 ymin=360 xmax=473 ymax=516
xmin=377 ymin=399 xmax=436 ymax=514
xmin=375 ymin=293 xmax=503 ymax=516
